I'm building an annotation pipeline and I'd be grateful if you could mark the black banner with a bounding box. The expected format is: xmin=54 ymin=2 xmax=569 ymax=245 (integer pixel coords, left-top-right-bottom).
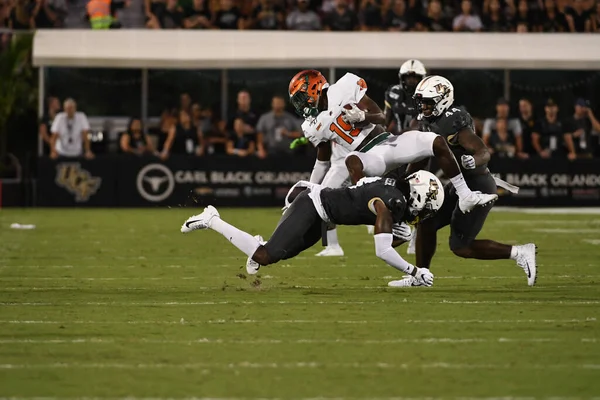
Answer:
xmin=489 ymin=158 xmax=600 ymax=207
xmin=34 ymin=156 xmax=600 ymax=208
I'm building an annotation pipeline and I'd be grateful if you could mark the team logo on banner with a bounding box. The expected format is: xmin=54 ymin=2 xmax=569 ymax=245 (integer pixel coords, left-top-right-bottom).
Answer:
xmin=136 ymin=163 xmax=175 ymax=202
xmin=55 ymin=163 xmax=102 ymax=202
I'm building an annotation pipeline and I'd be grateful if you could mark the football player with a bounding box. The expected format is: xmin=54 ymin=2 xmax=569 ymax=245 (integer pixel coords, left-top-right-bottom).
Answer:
xmin=384 ymin=59 xmax=427 ymax=134
xmin=181 ymin=171 xmax=444 ymax=286
xmin=388 ymin=75 xmax=537 ymax=288
xmin=289 ymin=69 xmax=497 ymax=239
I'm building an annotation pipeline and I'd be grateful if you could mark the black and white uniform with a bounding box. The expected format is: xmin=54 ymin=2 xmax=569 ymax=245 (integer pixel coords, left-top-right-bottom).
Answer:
xmin=418 ymin=106 xmax=497 ymax=250
xmin=263 ymin=178 xmax=407 ymax=262
xmin=384 ymin=84 xmax=419 ymax=134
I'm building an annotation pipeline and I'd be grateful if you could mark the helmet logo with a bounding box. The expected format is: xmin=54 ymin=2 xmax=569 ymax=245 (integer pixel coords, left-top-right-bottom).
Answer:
xmin=434 ymin=83 xmax=449 ymax=95
xmin=428 ymin=178 xmax=440 ymax=200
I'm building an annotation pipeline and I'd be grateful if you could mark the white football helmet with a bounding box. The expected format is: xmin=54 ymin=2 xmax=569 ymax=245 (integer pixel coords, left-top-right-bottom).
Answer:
xmin=405 ymin=170 xmax=445 ymax=224
xmin=413 ymin=75 xmax=455 ymax=120
xmin=399 ymin=59 xmax=427 ymax=93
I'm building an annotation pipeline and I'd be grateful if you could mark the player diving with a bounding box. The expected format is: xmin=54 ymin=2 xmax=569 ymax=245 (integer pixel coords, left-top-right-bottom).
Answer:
xmin=181 ymin=171 xmax=444 ymax=286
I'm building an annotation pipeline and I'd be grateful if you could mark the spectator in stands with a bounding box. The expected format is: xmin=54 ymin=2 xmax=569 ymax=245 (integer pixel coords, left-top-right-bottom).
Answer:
xmin=183 ymin=0 xmax=212 ymax=28
xmin=482 ymin=98 xmax=526 ymax=157
xmin=157 ymin=107 xmax=177 ymax=153
xmin=180 ymin=92 xmax=192 ymax=113
xmin=286 ymin=0 xmax=321 ymax=30
xmin=359 ymin=0 xmax=383 ymax=31
xmin=247 ymin=0 xmax=284 ymax=29
xmin=518 ymin=97 xmax=536 ymax=156
xmin=453 ymin=0 xmax=483 ymax=31
xmin=483 ymin=0 xmax=511 ymax=31
xmin=120 ymin=117 xmax=156 ymax=155
xmin=540 ymin=0 xmax=568 ymax=32
xmin=9 ymin=0 xmax=35 ymax=29
xmin=593 ymin=1 xmax=600 ymax=32
xmin=422 ymin=0 xmax=450 ymax=31
xmin=324 ymin=0 xmax=358 ymax=30
xmin=564 ymin=98 xmax=600 ymax=158
xmin=565 ymin=0 xmax=593 ymax=32
xmin=191 ymin=102 xmax=203 ymax=127
xmin=511 ymin=0 xmax=538 ymax=32
xmin=488 ymin=118 xmax=517 ymax=158
xmin=384 ymin=0 xmax=412 ymax=31
xmin=214 ymin=0 xmax=243 ymax=29
xmin=161 ymin=109 xmax=203 ymax=159
xmin=256 ymin=95 xmax=302 ymax=158
xmin=160 ymin=0 xmax=184 ymax=28
xmin=515 ymin=21 xmax=528 ymax=31
xmin=227 ymin=90 xmax=259 ymax=157
xmin=200 ymin=106 xmax=228 ymax=155
xmin=145 ymin=0 xmax=165 ymax=29
xmin=34 ymin=0 xmax=68 ymax=28
xmin=50 ymin=98 xmax=94 ymax=160
xmin=532 ymin=98 xmax=577 ymax=160
xmin=39 ymin=96 xmax=61 ymax=156
xmin=0 ymin=1 xmax=9 ymax=28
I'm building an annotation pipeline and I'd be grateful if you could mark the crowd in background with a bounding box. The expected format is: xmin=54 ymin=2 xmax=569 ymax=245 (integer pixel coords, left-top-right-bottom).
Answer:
xmin=40 ymin=87 xmax=600 ymax=161
xmin=1 ymin=0 xmax=600 ymax=32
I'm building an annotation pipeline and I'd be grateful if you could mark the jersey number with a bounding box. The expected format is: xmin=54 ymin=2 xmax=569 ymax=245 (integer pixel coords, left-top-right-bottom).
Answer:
xmin=330 ymin=114 xmax=360 ymax=144
xmin=444 ymin=107 xmax=462 ymax=117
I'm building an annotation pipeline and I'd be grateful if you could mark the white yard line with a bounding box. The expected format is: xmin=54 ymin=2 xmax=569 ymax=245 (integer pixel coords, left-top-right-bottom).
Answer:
xmin=2 ymin=397 xmax=599 ymax=400
xmin=0 ymin=362 xmax=598 ymax=370
xmin=0 ymin=318 xmax=595 ymax=325
xmin=492 ymin=207 xmax=600 ymax=214
xmin=0 ymin=337 xmax=593 ymax=345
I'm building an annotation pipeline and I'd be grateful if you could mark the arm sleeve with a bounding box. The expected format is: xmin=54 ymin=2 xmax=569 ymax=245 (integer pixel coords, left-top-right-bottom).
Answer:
xmin=373 ymin=233 xmax=416 ymax=275
xmin=309 ymin=160 xmax=331 ymax=184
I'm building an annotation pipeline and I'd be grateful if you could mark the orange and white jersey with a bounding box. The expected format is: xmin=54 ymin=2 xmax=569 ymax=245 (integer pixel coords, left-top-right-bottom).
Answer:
xmin=301 ymin=73 xmax=376 ymax=152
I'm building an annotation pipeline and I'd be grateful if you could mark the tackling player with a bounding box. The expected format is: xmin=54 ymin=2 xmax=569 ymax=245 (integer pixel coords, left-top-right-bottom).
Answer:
xmin=387 ymin=75 xmax=537 ymax=288
xmin=181 ymin=171 xmax=444 ymax=286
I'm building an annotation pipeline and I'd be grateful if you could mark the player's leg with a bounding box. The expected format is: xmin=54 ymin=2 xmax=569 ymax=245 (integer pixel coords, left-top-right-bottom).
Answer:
xmin=261 ymin=191 xmax=324 ymax=263
xmin=316 ymin=157 xmax=350 ymax=257
xmin=382 ymin=131 xmax=498 ymax=213
xmin=447 ymin=174 xmax=537 ymax=285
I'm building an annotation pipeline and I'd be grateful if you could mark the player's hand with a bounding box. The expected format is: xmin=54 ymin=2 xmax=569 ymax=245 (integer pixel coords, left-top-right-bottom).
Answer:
xmin=392 ymin=222 xmax=413 ymax=243
xmin=414 ymin=267 xmax=434 ymax=287
xmin=342 ymin=104 xmax=365 ymax=124
xmin=461 ymin=155 xmax=476 ymax=170
xmin=290 ymin=137 xmax=308 ymax=149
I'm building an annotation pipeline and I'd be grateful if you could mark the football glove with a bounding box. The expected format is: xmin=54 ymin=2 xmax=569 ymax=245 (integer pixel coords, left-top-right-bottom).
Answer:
xmin=342 ymin=104 xmax=366 ymax=124
xmin=392 ymin=222 xmax=413 ymax=243
xmin=461 ymin=155 xmax=476 ymax=170
xmin=414 ymin=267 xmax=434 ymax=287
xmin=290 ymin=137 xmax=309 ymax=149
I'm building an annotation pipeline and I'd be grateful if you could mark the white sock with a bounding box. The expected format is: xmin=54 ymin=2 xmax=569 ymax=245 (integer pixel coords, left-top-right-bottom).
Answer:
xmin=210 ymin=218 xmax=261 ymax=258
xmin=326 ymin=228 xmax=340 ymax=247
xmin=450 ymin=173 xmax=472 ymax=199
xmin=510 ymin=246 xmax=519 ymax=260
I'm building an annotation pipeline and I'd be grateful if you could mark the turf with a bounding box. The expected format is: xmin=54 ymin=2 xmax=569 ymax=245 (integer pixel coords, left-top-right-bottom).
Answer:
xmin=0 ymin=208 xmax=599 ymax=399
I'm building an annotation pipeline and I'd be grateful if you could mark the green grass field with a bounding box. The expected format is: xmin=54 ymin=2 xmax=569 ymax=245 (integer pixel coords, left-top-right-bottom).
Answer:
xmin=0 ymin=208 xmax=599 ymax=399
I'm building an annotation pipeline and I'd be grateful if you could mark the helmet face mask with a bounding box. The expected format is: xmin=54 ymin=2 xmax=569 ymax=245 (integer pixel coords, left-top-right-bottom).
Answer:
xmin=413 ymin=75 xmax=454 ymax=120
xmin=288 ymin=70 xmax=328 ymax=119
xmin=399 ymin=59 xmax=427 ymax=94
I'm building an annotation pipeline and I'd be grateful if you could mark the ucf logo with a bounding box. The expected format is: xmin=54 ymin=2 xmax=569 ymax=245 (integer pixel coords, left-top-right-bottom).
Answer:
xmin=428 ymin=178 xmax=440 ymax=200
xmin=434 ymin=83 xmax=449 ymax=95
xmin=55 ymin=163 xmax=102 ymax=202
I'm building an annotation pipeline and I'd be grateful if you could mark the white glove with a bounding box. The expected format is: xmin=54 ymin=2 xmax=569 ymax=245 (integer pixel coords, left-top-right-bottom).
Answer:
xmin=461 ymin=155 xmax=476 ymax=170
xmin=392 ymin=222 xmax=413 ymax=243
xmin=414 ymin=267 xmax=434 ymax=287
xmin=342 ymin=104 xmax=365 ymax=124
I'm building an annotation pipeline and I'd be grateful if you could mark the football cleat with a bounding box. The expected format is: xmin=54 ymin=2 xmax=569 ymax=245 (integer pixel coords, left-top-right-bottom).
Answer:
xmin=515 ymin=243 xmax=537 ymax=286
xmin=458 ymin=191 xmax=498 ymax=214
xmin=181 ymin=205 xmax=220 ymax=233
xmin=246 ymin=235 xmax=266 ymax=275
xmin=388 ymin=276 xmax=428 ymax=287
xmin=315 ymin=245 xmax=344 ymax=257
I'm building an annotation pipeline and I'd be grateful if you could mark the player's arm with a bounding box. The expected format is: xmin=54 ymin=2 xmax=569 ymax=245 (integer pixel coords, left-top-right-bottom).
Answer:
xmin=310 ymin=141 xmax=332 ymax=184
xmin=457 ymin=126 xmax=490 ymax=168
xmin=372 ymin=200 xmax=433 ymax=286
xmin=357 ymin=94 xmax=386 ymax=126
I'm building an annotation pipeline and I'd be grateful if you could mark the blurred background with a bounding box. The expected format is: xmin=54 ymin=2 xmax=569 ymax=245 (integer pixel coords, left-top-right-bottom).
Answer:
xmin=1 ymin=0 xmax=600 ymax=208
